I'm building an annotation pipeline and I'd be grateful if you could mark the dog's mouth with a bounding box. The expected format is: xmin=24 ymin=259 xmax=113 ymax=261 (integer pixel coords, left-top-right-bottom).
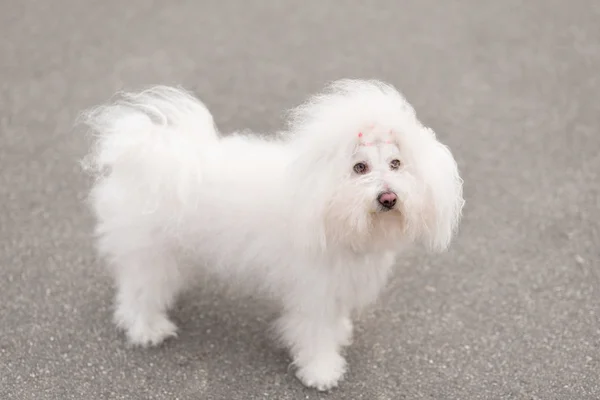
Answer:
xmin=372 ymin=205 xmax=401 ymax=215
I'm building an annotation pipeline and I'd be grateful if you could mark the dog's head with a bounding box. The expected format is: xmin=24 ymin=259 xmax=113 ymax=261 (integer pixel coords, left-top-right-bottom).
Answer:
xmin=287 ymin=79 xmax=464 ymax=253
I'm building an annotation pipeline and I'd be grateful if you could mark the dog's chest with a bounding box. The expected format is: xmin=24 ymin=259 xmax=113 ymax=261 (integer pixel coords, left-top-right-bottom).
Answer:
xmin=331 ymin=252 xmax=396 ymax=310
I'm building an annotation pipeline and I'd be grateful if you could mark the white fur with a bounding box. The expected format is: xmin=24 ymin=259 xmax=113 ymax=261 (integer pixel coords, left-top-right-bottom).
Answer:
xmin=80 ymin=79 xmax=464 ymax=391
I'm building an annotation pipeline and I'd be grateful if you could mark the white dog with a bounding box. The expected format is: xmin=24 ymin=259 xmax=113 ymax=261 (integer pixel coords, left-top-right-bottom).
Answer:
xmin=80 ymin=79 xmax=464 ymax=391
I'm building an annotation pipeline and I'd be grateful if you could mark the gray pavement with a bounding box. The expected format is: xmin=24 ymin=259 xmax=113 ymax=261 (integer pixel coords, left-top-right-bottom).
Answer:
xmin=1 ymin=1 xmax=599 ymax=399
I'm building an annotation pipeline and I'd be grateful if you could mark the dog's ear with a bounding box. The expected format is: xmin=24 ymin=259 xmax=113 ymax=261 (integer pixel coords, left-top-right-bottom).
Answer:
xmin=417 ymin=132 xmax=465 ymax=252
xmin=285 ymin=140 xmax=353 ymax=252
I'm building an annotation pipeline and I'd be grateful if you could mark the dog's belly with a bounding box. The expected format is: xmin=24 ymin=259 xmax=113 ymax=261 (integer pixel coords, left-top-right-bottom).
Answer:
xmin=174 ymin=214 xmax=396 ymax=311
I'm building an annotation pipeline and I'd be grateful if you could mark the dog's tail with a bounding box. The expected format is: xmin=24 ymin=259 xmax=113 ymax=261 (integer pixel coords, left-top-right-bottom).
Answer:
xmin=80 ymin=86 xmax=219 ymax=212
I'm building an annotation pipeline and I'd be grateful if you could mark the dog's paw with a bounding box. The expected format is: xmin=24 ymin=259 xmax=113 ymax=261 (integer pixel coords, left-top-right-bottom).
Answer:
xmin=115 ymin=311 xmax=178 ymax=347
xmin=336 ymin=317 xmax=354 ymax=347
xmin=295 ymin=352 xmax=347 ymax=392
xmin=127 ymin=316 xmax=178 ymax=347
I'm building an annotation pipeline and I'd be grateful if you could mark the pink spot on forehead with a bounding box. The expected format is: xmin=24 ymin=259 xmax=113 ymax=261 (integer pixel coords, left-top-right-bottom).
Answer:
xmin=357 ymin=128 xmax=395 ymax=146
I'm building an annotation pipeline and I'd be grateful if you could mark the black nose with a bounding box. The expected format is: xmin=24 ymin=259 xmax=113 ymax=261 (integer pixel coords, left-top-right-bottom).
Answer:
xmin=377 ymin=191 xmax=397 ymax=209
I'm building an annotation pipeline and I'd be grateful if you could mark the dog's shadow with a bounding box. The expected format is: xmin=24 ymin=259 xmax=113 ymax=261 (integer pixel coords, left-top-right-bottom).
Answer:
xmin=169 ymin=286 xmax=284 ymax=361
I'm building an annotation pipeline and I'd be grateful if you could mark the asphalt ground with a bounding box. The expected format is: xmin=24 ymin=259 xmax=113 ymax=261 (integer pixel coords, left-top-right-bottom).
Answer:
xmin=1 ymin=1 xmax=599 ymax=399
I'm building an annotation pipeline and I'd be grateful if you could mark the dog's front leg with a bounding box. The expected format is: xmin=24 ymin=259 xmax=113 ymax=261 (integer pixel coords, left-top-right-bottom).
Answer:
xmin=275 ymin=299 xmax=348 ymax=391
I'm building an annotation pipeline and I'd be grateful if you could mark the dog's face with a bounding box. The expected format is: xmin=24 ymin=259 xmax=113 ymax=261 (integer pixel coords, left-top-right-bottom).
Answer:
xmin=349 ymin=128 xmax=405 ymax=214
xmin=288 ymin=80 xmax=464 ymax=253
xmin=320 ymin=126 xmax=420 ymax=252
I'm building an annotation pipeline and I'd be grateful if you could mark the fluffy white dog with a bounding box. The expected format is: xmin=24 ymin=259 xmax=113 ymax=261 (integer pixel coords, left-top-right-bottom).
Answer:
xmin=81 ymin=79 xmax=464 ymax=391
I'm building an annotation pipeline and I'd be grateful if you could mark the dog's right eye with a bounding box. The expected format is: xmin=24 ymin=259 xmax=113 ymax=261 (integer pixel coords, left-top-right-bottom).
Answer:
xmin=353 ymin=162 xmax=369 ymax=174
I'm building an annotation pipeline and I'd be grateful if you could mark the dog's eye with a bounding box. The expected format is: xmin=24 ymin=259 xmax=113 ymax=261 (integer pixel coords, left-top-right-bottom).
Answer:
xmin=390 ymin=159 xmax=401 ymax=170
xmin=353 ymin=162 xmax=369 ymax=174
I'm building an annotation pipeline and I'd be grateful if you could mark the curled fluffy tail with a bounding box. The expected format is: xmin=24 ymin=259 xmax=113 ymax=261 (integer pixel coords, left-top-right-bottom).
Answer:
xmin=80 ymin=86 xmax=220 ymax=215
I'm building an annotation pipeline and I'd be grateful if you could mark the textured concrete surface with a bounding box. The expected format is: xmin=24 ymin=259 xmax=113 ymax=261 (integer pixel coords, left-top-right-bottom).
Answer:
xmin=1 ymin=1 xmax=599 ymax=399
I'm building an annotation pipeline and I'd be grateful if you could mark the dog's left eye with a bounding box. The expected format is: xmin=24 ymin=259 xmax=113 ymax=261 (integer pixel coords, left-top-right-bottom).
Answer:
xmin=390 ymin=159 xmax=401 ymax=170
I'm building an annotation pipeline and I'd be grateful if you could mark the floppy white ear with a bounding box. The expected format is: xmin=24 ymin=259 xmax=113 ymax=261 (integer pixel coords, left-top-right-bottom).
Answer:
xmin=418 ymin=130 xmax=465 ymax=252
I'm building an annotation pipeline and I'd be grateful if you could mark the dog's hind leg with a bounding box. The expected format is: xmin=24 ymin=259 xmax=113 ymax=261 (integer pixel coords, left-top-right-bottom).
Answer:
xmin=111 ymin=247 xmax=183 ymax=347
